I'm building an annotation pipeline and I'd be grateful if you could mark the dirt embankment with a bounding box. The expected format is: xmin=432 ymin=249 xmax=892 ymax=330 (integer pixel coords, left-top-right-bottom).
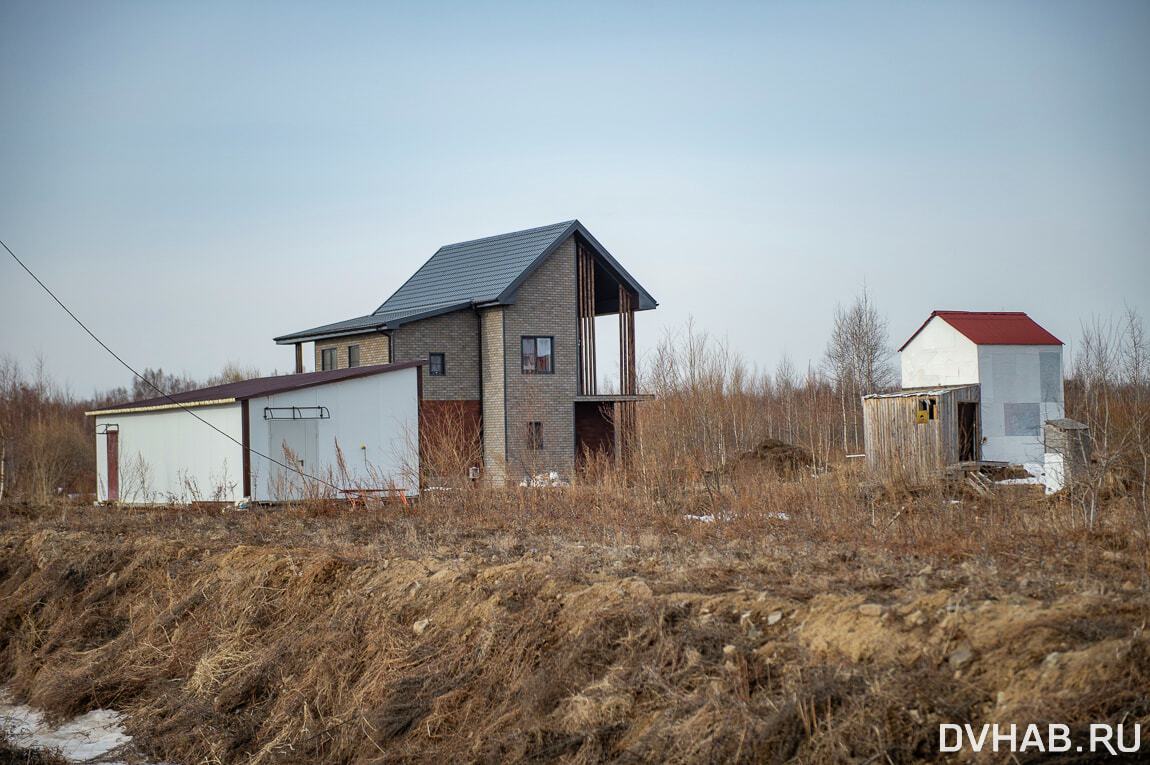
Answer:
xmin=1 ymin=506 xmax=1148 ymax=763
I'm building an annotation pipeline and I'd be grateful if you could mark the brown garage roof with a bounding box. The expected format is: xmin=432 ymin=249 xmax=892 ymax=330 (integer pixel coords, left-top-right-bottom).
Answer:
xmin=86 ymin=362 xmax=422 ymax=415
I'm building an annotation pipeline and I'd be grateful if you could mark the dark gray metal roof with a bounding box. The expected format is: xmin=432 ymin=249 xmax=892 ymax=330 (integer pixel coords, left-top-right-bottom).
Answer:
xmin=275 ymin=220 xmax=657 ymax=344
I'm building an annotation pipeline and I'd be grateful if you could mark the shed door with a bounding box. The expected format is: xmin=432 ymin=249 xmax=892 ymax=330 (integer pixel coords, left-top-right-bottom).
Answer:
xmin=958 ymin=402 xmax=978 ymax=462
xmin=267 ymin=419 xmax=320 ymax=499
xmin=106 ymin=429 xmax=119 ymax=501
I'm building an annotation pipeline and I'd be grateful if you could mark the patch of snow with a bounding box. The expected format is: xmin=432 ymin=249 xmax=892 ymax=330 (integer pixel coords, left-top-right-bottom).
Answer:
xmin=682 ymin=512 xmax=789 ymax=523
xmin=997 ymin=461 xmax=1051 ymax=489
xmin=519 ymin=471 xmax=569 ymax=488
xmin=0 ymin=690 xmax=132 ymax=763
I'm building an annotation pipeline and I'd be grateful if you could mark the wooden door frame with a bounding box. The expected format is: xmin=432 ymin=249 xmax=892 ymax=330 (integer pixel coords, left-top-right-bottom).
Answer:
xmin=106 ymin=427 xmax=119 ymax=501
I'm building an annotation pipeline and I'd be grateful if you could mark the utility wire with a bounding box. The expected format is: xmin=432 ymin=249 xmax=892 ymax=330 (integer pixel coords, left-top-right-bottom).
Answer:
xmin=1 ymin=237 xmax=343 ymax=494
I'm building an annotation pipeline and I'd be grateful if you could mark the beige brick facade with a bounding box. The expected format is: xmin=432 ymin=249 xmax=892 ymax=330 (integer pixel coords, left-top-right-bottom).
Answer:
xmin=314 ymin=332 xmax=390 ymax=371
xmin=480 ymin=306 xmax=506 ymax=481
xmin=390 ymin=309 xmax=481 ymax=400
xmin=503 ymin=237 xmax=578 ymax=478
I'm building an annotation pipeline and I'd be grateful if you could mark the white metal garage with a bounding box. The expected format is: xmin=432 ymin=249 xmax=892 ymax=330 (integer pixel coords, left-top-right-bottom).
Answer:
xmin=86 ymin=362 xmax=422 ymax=504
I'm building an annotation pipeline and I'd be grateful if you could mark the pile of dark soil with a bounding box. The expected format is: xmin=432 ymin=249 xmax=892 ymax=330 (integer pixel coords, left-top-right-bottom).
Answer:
xmin=735 ymin=438 xmax=813 ymax=476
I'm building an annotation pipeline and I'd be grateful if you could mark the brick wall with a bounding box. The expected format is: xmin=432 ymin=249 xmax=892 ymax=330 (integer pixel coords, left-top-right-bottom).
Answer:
xmin=391 ymin=310 xmax=481 ymax=400
xmin=480 ymin=306 xmax=507 ymax=483
xmin=314 ymin=332 xmax=390 ymax=371
xmin=503 ymin=236 xmax=578 ymax=478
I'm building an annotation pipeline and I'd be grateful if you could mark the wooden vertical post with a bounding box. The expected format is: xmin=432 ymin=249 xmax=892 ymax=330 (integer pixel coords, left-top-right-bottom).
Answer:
xmin=577 ymin=244 xmax=597 ymax=395
xmin=294 ymin=343 xmax=303 ymax=374
xmin=616 ymin=285 xmax=637 ymax=468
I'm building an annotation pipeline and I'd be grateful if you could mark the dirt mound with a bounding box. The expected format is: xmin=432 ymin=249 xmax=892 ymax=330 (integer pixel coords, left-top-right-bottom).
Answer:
xmin=735 ymin=438 xmax=813 ymax=476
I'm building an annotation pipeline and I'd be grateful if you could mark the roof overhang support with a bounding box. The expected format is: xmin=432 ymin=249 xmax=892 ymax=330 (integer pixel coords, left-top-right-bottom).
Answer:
xmin=294 ymin=343 xmax=303 ymax=374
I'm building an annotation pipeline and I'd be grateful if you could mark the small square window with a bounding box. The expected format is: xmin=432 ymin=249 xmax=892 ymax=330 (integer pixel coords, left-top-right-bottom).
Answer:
xmin=521 ymin=336 xmax=553 ymax=374
xmin=916 ymin=397 xmax=938 ymax=423
xmin=320 ymin=347 xmax=337 ymax=371
xmin=347 ymin=344 xmax=360 ymax=368
xmin=429 ymin=353 xmax=446 ymax=376
xmin=526 ymin=421 xmax=544 ymax=450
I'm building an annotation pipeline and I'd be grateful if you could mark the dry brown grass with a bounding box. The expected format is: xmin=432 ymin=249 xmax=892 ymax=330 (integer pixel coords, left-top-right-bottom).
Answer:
xmin=1 ymin=466 xmax=1148 ymax=764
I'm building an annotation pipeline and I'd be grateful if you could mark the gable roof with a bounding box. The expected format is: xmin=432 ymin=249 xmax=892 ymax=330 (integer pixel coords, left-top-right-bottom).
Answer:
xmin=86 ymin=362 xmax=422 ymax=415
xmin=275 ymin=220 xmax=656 ymax=344
xmin=899 ymin=311 xmax=1062 ymax=352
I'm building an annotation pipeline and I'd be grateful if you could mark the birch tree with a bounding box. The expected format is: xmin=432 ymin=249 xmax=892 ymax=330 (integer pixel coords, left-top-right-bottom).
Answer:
xmin=823 ymin=286 xmax=896 ymax=452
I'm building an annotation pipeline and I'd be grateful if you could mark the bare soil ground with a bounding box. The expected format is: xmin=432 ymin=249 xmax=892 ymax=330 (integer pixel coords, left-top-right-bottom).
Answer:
xmin=0 ymin=482 xmax=1148 ymax=763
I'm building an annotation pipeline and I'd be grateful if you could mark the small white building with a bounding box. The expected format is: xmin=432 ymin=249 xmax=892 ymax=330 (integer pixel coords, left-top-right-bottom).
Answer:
xmin=898 ymin=311 xmax=1064 ymax=466
xmin=86 ymin=363 xmax=422 ymax=504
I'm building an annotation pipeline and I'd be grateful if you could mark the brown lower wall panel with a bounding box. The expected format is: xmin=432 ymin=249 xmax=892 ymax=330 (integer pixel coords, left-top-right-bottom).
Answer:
xmin=575 ymin=401 xmax=614 ymax=463
xmin=420 ymin=400 xmax=482 ymax=474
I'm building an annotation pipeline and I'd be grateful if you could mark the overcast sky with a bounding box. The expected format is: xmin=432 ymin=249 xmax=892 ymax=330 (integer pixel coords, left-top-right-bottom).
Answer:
xmin=2 ymin=1 xmax=1148 ymax=396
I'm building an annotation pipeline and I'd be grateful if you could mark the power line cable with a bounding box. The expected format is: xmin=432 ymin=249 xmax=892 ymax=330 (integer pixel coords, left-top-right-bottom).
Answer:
xmin=1 ymin=237 xmax=344 ymax=495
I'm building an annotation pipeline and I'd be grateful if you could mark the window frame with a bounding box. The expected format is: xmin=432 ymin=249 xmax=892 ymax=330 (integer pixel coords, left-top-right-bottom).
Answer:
xmin=521 ymin=335 xmax=555 ymax=374
xmin=915 ymin=397 xmax=938 ymax=423
xmin=320 ymin=347 xmax=337 ymax=371
xmin=347 ymin=344 xmax=360 ymax=368
xmin=526 ymin=421 xmax=544 ymax=450
xmin=428 ymin=352 xmax=446 ymax=376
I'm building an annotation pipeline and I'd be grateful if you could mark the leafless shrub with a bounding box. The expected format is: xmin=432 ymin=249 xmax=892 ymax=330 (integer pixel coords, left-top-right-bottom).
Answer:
xmin=1067 ymin=308 xmax=1150 ymax=571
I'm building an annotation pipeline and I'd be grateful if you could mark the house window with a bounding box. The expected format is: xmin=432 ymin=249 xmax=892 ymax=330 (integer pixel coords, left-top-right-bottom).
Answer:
xmin=526 ymin=421 xmax=544 ymax=450
xmin=347 ymin=344 xmax=360 ymax=368
xmin=429 ymin=353 xmax=446 ymax=376
xmin=521 ymin=336 xmax=553 ymax=374
xmin=320 ymin=347 xmax=337 ymax=371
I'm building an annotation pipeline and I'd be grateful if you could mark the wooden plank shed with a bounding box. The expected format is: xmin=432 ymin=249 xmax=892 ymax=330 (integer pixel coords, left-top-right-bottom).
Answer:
xmin=862 ymin=385 xmax=981 ymax=482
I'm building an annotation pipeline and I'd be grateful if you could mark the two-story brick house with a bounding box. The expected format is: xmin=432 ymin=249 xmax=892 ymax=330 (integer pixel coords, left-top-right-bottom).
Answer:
xmin=274 ymin=220 xmax=657 ymax=483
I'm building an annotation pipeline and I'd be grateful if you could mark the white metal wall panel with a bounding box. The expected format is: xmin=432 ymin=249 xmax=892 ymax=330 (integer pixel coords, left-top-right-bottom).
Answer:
xmin=94 ymin=404 xmax=244 ymax=503
xmin=900 ymin=317 xmax=980 ymax=388
xmin=247 ymin=366 xmax=420 ymax=500
xmin=977 ymin=345 xmax=1064 ymax=464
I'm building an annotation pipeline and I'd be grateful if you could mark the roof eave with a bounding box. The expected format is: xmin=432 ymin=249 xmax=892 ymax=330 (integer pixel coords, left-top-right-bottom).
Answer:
xmin=494 ymin=220 xmax=658 ymax=310
xmin=86 ymin=398 xmax=238 ymax=417
xmin=573 ymin=222 xmax=659 ymax=310
xmin=274 ymin=325 xmax=391 ymax=345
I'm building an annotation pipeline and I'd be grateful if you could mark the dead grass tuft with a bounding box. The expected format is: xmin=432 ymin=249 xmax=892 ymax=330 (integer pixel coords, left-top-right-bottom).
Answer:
xmin=0 ymin=471 xmax=1148 ymax=763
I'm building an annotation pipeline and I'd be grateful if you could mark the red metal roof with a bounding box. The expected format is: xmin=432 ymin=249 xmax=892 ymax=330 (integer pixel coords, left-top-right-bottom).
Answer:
xmin=88 ymin=361 xmax=423 ymax=413
xmin=899 ymin=311 xmax=1062 ymax=351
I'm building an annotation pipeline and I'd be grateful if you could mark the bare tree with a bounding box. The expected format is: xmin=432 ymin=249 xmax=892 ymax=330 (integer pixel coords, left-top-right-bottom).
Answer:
xmin=1069 ymin=307 xmax=1149 ymax=532
xmin=0 ymin=357 xmax=16 ymax=500
xmin=132 ymin=368 xmax=201 ymax=400
xmin=823 ymin=285 xmax=896 ymax=453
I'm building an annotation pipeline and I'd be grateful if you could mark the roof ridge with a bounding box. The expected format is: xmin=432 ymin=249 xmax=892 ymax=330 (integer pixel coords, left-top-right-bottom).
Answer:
xmin=932 ymin=310 xmax=1028 ymax=316
xmin=437 ymin=219 xmax=576 ymax=250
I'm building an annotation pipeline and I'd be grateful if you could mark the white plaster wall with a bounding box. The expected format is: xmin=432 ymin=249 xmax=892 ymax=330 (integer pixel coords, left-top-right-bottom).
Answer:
xmin=900 ymin=317 xmax=980 ymax=388
xmin=977 ymin=345 xmax=1064 ymax=464
xmin=94 ymin=404 xmax=244 ymax=504
xmin=248 ymin=366 xmax=420 ymax=500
